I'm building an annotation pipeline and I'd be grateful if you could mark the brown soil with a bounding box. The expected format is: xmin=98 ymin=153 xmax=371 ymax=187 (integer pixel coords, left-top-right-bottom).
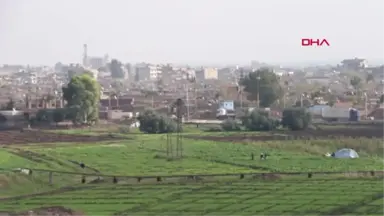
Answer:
xmin=0 ymin=130 xmax=125 ymax=145
xmin=187 ymin=127 xmax=384 ymax=142
xmin=1 ymin=206 xmax=83 ymax=216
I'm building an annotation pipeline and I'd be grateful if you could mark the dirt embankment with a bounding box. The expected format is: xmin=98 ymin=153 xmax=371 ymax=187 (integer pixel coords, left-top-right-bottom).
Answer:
xmin=0 ymin=130 xmax=125 ymax=145
xmin=187 ymin=127 xmax=384 ymax=142
xmin=0 ymin=206 xmax=83 ymax=216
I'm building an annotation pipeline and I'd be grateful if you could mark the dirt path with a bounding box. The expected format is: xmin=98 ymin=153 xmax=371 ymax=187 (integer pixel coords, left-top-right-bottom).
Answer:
xmin=0 ymin=130 xmax=126 ymax=145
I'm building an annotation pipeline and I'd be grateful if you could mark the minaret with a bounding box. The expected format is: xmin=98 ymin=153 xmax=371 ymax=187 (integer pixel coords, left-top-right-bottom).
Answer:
xmin=83 ymin=44 xmax=88 ymax=67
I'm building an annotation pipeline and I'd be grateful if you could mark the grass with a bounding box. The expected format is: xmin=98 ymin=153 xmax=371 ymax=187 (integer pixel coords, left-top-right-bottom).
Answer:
xmin=1 ymin=128 xmax=383 ymax=215
xmin=141 ymin=135 xmax=384 ymax=172
xmin=28 ymin=144 xmax=256 ymax=176
xmin=0 ymin=178 xmax=382 ymax=215
xmin=0 ymin=149 xmax=95 ymax=198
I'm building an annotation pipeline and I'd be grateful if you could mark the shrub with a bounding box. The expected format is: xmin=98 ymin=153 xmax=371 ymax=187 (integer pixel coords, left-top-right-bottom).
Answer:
xmin=118 ymin=126 xmax=130 ymax=134
xmin=52 ymin=109 xmax=66 ymax=125
xmin=221 ymin=119 xmax=241 ymax=131
xmin=282 ymin=108 xmax=312 ymax=131
xmin=36 ymin=109 xmax=50 ymax=122
xmin=204 ymin=126 xmax=222 ymax=132
xmin=137 ymin=110 xmax=177 ymax=134
xmin=241 ymin=110 xmax=279 ymax=131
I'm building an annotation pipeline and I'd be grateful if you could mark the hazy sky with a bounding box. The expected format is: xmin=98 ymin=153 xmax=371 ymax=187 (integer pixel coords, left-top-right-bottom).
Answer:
xmin=1 ymin=0 xmax=383 ymax=66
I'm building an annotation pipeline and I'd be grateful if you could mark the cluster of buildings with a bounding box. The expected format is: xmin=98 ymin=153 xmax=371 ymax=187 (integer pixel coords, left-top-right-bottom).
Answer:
xmin=0 ymin=45 xmax=383 ymax=128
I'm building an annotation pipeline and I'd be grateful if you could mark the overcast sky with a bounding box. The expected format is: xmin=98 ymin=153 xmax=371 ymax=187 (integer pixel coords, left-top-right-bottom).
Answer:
xmin=0 ymin=0 xmax=383 ymax=66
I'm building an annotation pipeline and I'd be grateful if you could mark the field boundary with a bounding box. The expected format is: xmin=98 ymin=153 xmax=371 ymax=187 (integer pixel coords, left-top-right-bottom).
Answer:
xmin=0 ymin=185 xmax=95 ymax=201
xmin=1 ymin=167 xmax=382 ymax=179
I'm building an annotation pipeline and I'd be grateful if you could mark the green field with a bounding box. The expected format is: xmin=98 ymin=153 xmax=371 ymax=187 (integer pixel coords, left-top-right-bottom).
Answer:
xmin=0 ymin=130 xmax=383 ymax=215
xmin=1 ymin=179 xmax=382 ymax=215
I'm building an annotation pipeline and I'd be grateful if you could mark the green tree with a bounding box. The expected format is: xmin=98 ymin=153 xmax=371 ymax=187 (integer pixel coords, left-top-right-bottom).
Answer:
xmin=282 ymin=108 xmax=311 ymax=131
xmin=62 ymin=73 xmax=101 ymax=124
xmin=221 ymin=119 xmax=241 ymax=131
xmin=67 ymin=70 xmax=76 ymax=80
xmin=350 ymin=76 xmax=362 ymax=90
xmin=36 ymin=109 xmax=50 ymax=122
xmin=108 ymin=59 xmax=125 ymax=79
xmin=240 ymin=68 xmax=282 ymax=107
xmin=366 ymin=73 xmax=374 ymax=83
xmin=241 ymin=110 xmax=279 ymax=131
xmin=52 ymin=109 xmax=65 ymax=126
xmin=137 ymin=110 xmax=176 ymax=134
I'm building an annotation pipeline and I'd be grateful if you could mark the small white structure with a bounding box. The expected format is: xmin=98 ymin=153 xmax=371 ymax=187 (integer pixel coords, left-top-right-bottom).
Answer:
xmin=216 ymin=108 xmax=227 ymax=117
xmin=13 ymin=168 xmax=32 ymax=175
xmin=333 ymin=148 xmax=359 ymax=159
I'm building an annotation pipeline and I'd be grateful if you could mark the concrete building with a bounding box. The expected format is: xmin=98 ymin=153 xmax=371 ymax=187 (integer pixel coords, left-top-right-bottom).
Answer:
xmin=341 ymin=58 xmax=367 ymax=70
xmin=195 ymin=69 xmax=205 ymax=82
xmin=135 ymin=63 xmax=150 ymax=81
xmin=149 ymin=65 xmax=162 ymax=80
xmin=88 ymin=57 xmax=107 ymax=69
xmin=218 ymin=68 xmax=232 ymax=81
xmin=204 ymin=68 xmax=218 ymax=80
xmin=82 ymin=44 xmax=109 ymax=70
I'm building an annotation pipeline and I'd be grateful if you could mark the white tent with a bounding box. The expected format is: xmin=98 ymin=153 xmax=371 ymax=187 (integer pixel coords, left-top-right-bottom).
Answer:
xmin=333 ymin=148 xmax=359 ymax=158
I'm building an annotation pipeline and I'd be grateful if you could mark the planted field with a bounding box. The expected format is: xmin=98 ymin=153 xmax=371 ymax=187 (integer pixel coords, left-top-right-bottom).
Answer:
xmin=1 ymin=127 xmax=383 ymax=215
xmin=11 ymin=135 xmax=384 ymax=174
xmin=0 ymin=149 xmax=98 ymax=197
xmin=146 ymin=136 xmax=384 ymax=172
xmin=0 ymin=179 xmax=382 ymax=215
xmin=27 ymin=143 xmax=256 ymax=176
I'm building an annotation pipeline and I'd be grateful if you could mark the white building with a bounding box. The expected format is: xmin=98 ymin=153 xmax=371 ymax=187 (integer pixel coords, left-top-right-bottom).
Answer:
xmin=149 ymin=65 xmax=162 ymax=80
xmin=134 ymin=64 xmax=162 ymax=81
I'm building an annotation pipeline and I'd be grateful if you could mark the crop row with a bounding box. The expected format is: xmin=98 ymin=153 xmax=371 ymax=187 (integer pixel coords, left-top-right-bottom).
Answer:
xmin=2 ymin=180 xmax=381 ymax=214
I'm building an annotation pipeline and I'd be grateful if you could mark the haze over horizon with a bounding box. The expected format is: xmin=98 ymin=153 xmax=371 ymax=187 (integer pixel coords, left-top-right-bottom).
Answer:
xmin=0 ymin=0 xmax=383 ymax=66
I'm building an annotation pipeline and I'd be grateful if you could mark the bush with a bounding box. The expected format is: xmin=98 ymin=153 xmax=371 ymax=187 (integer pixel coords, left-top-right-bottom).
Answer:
xmin=36 ymin=109 xmax=50 ymax=122
xmin=205 ymin=127 xmax=222 ymax=132
xmin=118 ymin=126 xmax=130 ymax=134
xmin=241 ymin=110 xmax=279 ymax=131
xmin=282 ymin=108 xmax=311 ymax=131
xmin=53 ymin=109 xmax=66 ymax=125
xmin=137 ymin=110 xmax=177 ymax=134
xmin=221 ymin=119 xmax=241 ymax=131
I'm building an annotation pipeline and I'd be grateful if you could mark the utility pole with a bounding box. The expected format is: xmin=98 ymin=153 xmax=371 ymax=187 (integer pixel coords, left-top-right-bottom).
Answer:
xmin=256 ymin=76 xmax=261 ymax=108
xmin=186 ymin=84 xmax=190 ymax=121
xmin=151 ymin=83 xmax=154 ymax=109
xmin=300 ymin=94 xmax=303 ymax=107
xmin=364 ymin=92 xmax=368 ymax=120
xmin=240 ymin=91 xmax=243 ymax=109
xmin=194 ymin=82 xmax=197 ymax=115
